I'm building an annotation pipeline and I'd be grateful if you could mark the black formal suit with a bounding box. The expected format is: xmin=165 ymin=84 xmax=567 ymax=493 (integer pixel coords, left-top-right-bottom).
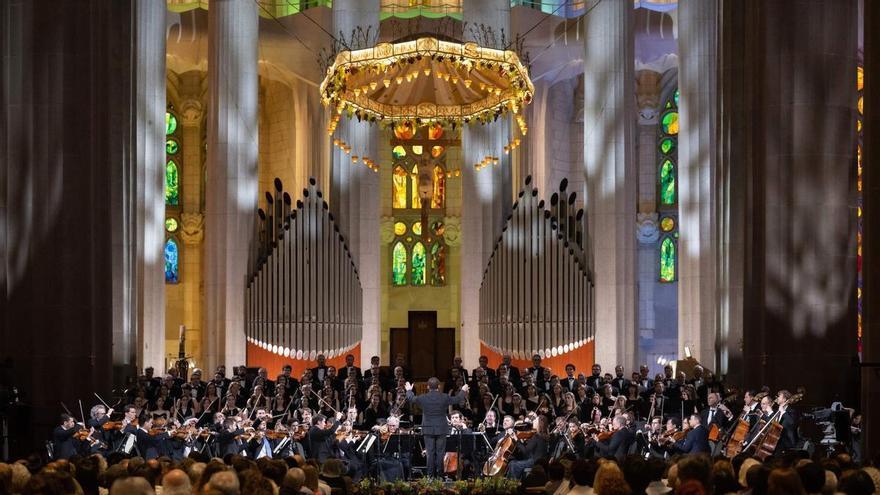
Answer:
xmin=311 ymin=365 xmax=329 ymax=386
xmin=52 ymin=425 xmax=82 ymax=460
xmin=134 ymin=427 xmax=169 ymax=460
xmin=611 ymin=376 xmax=629 ymax=393
xmin=700 ymin=407 xmax=731 ymax=433
xmin=340 ymin=365 xmax=362 ymax=384
xmin=595 ymin=428 xmax=635 ymax=460
xmin=777 ymin=408 xmax=799 ymax=451
xmin=307 ymin=421 xmax=340 ymax=462
xmin=560 ymin=376 xmax=579 ymax=392
xmin=674 ymin=424 xmax=710 ymax=454
xmin=507 ymin=433 xmax=548 ymax=479
xmin=526 ymin=366 xmax=546 ymax=386
xmin=406 ymin=388 xmax=466 ymax=477
xmin=585 ymin=374 xmax=603 ymax=391
xmin=217 ymin=428 xmax=247 ymax=457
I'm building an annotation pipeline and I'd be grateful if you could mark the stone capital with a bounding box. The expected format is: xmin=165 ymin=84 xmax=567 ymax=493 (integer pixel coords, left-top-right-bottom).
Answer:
xmin=635 ymin=70 xmax=663 ymax=125
xmin=636 ymin=212 xmax=660 ymax=244
xmin=180 ymin=212 xmax=205 ymax=245
xmin=179 ymin=99 xmax=203 ymax=127
xmin=443 ymin=216 xmax=461 ymax=246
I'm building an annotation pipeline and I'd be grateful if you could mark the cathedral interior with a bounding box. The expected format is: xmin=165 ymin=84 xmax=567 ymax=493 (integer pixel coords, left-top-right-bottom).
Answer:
xmin=1 ymin=0 xmax=879 ymax=463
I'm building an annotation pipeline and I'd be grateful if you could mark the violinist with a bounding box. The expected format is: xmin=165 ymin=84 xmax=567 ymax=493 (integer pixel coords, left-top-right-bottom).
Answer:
xmin=134 ymin=415 xmax=170 ymax=460
xmin=377 ymin=415 xmax=412 ymax=480
xmin=506 ymin=414 xmax=548 ymax=480
xmin=592 ymin=415 xmax=634 ymax=460
xmin=217 ymin=417 xmax=247 ymax=457
xmin=642 ymin=416 xmax=668 ymax=459
xmin=307 ymin=411 xmax=344 ymax=462
xmin=673 ymin=414 xmax=710 ymax=454
xmin=334 ymin=420 xmax=367 ymax=480
xmin=87 ymin=404 xmax=114 ymax=452
xmin=246 ymin=408 xmax=275 ymax=459
xmin=53 ymin=414 xmax=84 ymax=460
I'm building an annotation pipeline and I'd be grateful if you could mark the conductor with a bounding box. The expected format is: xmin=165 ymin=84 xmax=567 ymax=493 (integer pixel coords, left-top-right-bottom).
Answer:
xmin=405 ymin=378 xmax=468 ymax=478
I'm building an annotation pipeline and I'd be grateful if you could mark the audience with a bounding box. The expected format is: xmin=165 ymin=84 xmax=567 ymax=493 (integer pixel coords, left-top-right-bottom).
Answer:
xmin=0 ymin=448 xmax=877 ymax=495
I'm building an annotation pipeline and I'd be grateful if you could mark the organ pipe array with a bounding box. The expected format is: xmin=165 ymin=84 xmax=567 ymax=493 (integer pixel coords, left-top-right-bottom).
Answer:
xmin=245 ymin=178 xmax=362 ymax=360
xmin=479 ymin=176 xmax=593 ymax=359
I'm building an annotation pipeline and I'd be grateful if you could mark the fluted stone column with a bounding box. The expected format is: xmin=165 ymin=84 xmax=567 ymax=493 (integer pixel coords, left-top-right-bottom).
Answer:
xmin=179 ymin=96 xmax=205 ymax=365
xmin=204 ymin=0 xmax=259 ymax=370
xmin=137 ymin=0 xmax=168 ymax=372
xmin=461 ymin=0 xmax=510 ymax=368
xmin=677 ymin=0 xmax=718 ymax=369
xmin=331 ymin=0 xmax=381 ymax=367
xmin=582 ymin=0 xmax=637 ymax=371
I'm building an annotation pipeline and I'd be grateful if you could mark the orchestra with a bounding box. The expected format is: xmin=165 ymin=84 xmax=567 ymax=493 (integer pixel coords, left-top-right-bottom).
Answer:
xmin=47 ymin=353 xmax=856 ymax=482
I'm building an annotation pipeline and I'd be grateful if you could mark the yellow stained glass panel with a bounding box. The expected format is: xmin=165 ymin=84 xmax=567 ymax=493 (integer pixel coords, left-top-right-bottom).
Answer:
xmin=392 ymin=166 xmax=408 ymax=208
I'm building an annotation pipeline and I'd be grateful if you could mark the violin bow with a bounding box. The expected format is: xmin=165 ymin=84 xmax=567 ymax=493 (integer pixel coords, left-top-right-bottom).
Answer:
xmin=311 ymin=388 xmax=340 ymax=416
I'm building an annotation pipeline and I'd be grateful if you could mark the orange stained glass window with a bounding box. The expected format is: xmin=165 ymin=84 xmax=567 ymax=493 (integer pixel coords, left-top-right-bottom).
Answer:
xmin=432 ymin=165 xmax=445 ymax=208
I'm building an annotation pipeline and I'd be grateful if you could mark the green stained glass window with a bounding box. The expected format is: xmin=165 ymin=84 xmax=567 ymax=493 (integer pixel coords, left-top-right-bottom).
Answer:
xmin=660 ymin=137 xmax=675 ymax=155
xmin=165 ymin=217 xmax=179 ymax=233
xmin=392 ymin=145 xmax=407 ymax=160
xmin=411 ymin=242 xmax=426 ymax=285
xmin=165 ymin=160 xmax=179 ymax=206
xmin=674 ymin=89 xmax=679 ymax=107
xmin=166 ymin=112 xmax=177 ymax=135
xmin=660 ymin=237 xmax=676 ymax=282
xmin=166 ymin=139 xmax=179 ymax=155
xmin=392 ymin=242 xmax=407 ymax=286
xmin=661 ymin=111 xmax=679 ymax=135
xmin=430 ymin=242 xmax=446 ymax=286
xmin=660 ymin=159 xmax=675 ymax=205
xmin=165 ymin=238 xmax=179 ymax=284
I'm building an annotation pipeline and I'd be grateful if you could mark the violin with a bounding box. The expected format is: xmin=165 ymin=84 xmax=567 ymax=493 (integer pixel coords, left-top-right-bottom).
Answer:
xmin=103 ymin=419 xmax=137 ymax=431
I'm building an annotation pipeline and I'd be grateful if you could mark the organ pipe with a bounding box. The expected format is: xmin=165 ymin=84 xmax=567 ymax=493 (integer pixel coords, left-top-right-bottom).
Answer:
xmin=479 ymin=176 xmax=593 ymax=358
xmin=245 ymin=178 xmax=363 ymax=360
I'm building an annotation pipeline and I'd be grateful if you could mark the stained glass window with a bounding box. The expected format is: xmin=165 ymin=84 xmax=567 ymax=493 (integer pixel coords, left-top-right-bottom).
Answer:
xmin=394 ymin=221 xmax=407 ymax=236
xmin=392 ymin=242 xmax=407 ymax=286
xmin=658 ymin=87 xmax=679 ymax=282
xmin=410 ymin=165 xmax=420 ymax=208
xmin=430 ymin=242 xmax=446 ymax=286
xmin=427 ymin=123 xmax=444 ymax=140
xmin=412 ymin=221 xmax=422 ymax=236
xmin=166 ymin=139 xmax=179 ymax=155
xmin=394 ymin=122 xmax=415 ymax=140
xmin=411 ymin=145 xmax=423 ymax=155
xmin=660 ymin=237 xmax=675 ymax=283
xmin=659 ymin=159 xmax=676 ymax=206
xmin=165 ymin=160 xmax=180 ymax=206
xmin=392 ymin=166 xmax=408 ymax=209
xmin=857 ymin=65 xmax=864 ymax=353
xmin=165 ymin=238 xmax=179 ymax=284
xmin=431 ymin=145 xmax=444 ymax=158
xmin=392 ymin=145 xmax=407 ymax=160
xmin=166 ymin=112 xmax=177 ymax=135
xmin=411 ymin=242 xmax=426 ymax=285
xmin=432 ymin=165 xmax=446 ymax=208
xmin=165 ymin=217 xmax=179 ymax=233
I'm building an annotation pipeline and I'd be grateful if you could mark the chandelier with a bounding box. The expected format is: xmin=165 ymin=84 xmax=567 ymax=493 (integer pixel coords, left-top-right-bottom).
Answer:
xmin=320 ymin=37 xmax=534 ymax=127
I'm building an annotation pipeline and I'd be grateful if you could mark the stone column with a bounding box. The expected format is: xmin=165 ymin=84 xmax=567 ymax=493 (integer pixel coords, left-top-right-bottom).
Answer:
xmin=461 ymin=0 xmax=510 ymax=368
xmin=204 ymin=0 xmax=259 ymax=370
xmin=332 ymin=0 xmax=381 ymax=367
xmin=861 ymin=0 xmax=880 ymax=461
xmin=582 ymin=0 xmax=637 ymax=371
xmin=136 ymin=0 xmax=168 ymax=372
xmin=179 ymin=97 xmax=205 ymax=366
xmin=677 ymin=0 xmax=718 ymax=369
xmin=740 ymin=0 xmax=858 ymax=405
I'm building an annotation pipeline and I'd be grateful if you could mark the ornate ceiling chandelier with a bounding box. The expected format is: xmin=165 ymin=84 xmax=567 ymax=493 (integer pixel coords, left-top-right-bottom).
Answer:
xmin=319 ymin=36 xmax=534 ymax=127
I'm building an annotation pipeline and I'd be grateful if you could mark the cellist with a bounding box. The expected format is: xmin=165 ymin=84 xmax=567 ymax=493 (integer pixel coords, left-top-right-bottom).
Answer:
xmin=775 ymin=390 xmax=799 ymax=451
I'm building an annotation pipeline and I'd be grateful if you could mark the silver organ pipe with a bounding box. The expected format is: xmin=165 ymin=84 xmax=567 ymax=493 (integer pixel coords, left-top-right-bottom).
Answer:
xmin=479 ymin=177 xmax=593 ymax=359
xmin=246 ymin=178 xmax=363 ymax=360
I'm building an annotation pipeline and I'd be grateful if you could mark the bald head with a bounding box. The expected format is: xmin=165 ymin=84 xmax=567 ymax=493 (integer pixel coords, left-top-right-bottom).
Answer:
xmin=161 ymin=469 xmax=192 ymax=495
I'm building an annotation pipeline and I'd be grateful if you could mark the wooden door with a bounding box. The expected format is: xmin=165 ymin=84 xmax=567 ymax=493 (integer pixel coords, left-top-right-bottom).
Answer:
xmin=389 ymin=312 xmax=456 ymax=381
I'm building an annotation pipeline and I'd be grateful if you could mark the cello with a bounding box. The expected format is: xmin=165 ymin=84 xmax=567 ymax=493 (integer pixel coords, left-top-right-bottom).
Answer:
xmin=745 ymin=393 xmax=802 ymax=460
xmin=481 ymin=428 xmax=535 ymax=477
xmin=724 ymin=392 xmax=767 ymax=457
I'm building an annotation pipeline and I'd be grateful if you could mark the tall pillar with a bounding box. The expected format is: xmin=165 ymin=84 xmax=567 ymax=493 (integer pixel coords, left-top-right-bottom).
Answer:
xmin=677 ymin=0 xmax=718 ymax=369
xmin=461 ymin=0 xmax=510 ymax=369
xmin=331 ymin=0 xmax=381 ymax=367
xmin=861 ymin=0 xmax=880 ymax=462
xmin=179 ymin=96 xmax=205 ymax=366
xmin=740 ymin=0 xmax=858 ymax=405
xmin=136 ymin=0 xmax=168 ymax=372
xmin=582 ymin=0 xmax=637 ymax=371
xmin=204 ymin=0 xmax=259 ymax=370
